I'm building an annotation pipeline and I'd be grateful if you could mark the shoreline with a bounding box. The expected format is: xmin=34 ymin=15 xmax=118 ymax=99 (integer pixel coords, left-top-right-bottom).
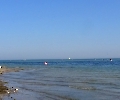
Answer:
xmin=0 ymin=66 xmax=23 ymax=99
xmin=0 ymin=80 xmax=8 ymax=94
xmin=0 ymin=66 xmax=24 ymax=74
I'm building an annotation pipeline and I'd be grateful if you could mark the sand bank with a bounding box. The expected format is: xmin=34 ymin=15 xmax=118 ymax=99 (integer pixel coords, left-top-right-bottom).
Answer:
xmin=0 ymin=66 xmax=23 ymax=74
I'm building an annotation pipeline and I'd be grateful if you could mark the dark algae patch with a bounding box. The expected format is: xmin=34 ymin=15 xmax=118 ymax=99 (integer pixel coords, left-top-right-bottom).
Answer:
xmin=0 ymin=81 xmax=8 ymax=94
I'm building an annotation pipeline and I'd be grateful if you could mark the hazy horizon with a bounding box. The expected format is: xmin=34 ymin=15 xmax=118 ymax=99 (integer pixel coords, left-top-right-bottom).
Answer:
xmin=0 ymin=58 xmax=119 ymax=61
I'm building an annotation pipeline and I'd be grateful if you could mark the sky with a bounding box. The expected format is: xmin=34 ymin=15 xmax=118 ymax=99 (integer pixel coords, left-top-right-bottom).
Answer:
xmin=0 ymin=0 xmax=120 ymax=60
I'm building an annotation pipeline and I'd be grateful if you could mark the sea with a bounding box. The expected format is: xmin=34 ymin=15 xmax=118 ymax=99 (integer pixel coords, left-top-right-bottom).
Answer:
xmin=0 ymin=59 xmax=120 ymax=100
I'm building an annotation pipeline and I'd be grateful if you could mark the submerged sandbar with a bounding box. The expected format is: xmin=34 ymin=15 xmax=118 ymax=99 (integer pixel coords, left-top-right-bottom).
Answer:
xmin=0 ymin=66 xmax=23 ymax=74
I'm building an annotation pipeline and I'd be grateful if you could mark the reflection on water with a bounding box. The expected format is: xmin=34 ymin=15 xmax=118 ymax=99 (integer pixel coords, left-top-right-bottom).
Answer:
xmin=1 ymin=59 xmax=120 ymax=100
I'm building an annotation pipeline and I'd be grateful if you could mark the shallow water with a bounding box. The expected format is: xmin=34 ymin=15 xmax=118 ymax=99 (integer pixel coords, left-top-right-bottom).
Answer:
xmin=0 ymin=59 xmax=120 ymax=100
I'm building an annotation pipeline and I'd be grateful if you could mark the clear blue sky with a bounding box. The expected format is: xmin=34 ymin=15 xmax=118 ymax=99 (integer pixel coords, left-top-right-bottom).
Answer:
xmin=0 ymin=0 xmax=120 ymax=59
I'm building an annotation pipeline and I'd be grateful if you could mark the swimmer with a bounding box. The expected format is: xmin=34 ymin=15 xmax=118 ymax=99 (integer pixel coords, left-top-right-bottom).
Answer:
xmin=44 ymin=62 xmax=48 ymax=65
xmin=110 ymin=59 xmax=112 ymax=61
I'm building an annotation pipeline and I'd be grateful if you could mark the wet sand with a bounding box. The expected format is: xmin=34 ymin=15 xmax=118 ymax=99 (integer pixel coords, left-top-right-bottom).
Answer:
xmin=0 ymin=80 xmax=8 ymax=94
xmin=0 ymin=66 xmax=23 ymax=74
xmin=0 ymin=66 xmax=23 ymax=99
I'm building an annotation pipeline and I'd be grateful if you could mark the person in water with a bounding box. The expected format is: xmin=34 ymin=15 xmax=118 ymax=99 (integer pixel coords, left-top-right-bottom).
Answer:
xmin=44 ymin=62 xmax=48 ymax=65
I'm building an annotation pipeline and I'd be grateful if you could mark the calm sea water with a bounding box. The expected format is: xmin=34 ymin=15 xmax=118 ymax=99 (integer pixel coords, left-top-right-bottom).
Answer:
xmin=0 ymin=59 xmax=120 ymax=100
